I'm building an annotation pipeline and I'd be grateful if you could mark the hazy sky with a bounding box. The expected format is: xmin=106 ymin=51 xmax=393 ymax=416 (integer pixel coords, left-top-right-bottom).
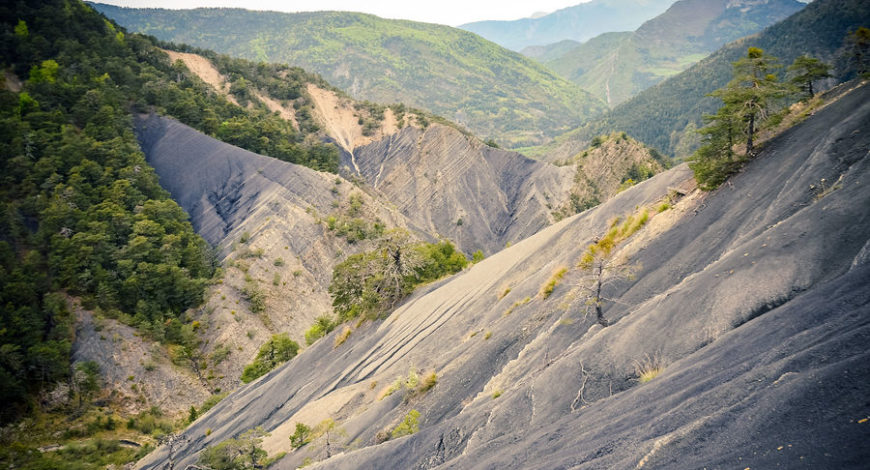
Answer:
xmin=94 ymin=1 xmax=590 ymax=26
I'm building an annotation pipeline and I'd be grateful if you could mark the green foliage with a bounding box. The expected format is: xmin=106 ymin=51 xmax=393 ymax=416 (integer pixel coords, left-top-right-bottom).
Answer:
xmin=198 ymin=427 xmax=269 ymax=470
xmin=391 ymin=409 xmax=420 ymax=439
xmin=0 ymin=0 xmax=229 ymax=422
xmin=73 ymin=360 xmax=101 ymax=408
xmin=241 ymin=280 xmax=266 ymax=313
xmin=552 ymin=0 xmax=870 ymax=158
xmin=472 ymin=250 xmax=485 ymax=263
xmin=329 ymin=233 xmax=468 ymax=322
xmin=788 ymin=55 xmax=832 ymax=98
xmin=240 ymin=334 xmax=299 ymax=383
xmin=289 ymin=422 xmax=312 ymax=449
xmin=689 ymin=48 xmax=788 ymax=188
xmin=843 ymin=26 xmax=870 ymax=79
xmin=304 ymin=315 xmax=337 ymax=345
xmin=90 ymin=5 xmax=607 ymax=147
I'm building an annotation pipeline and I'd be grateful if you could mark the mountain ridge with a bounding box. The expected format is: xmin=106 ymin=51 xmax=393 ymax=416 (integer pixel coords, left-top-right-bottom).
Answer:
xmin=459 ymin=0 xmax=676 ymax=51
xmin=89 ymin=3 xmax=606 ymax=148
xmin=537 ymin=0 xmax=804 ymax=106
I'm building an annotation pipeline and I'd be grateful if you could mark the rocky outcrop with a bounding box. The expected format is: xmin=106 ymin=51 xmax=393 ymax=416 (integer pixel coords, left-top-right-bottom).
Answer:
xmin=137 ymin=83 xmax=870 ymax=469
xmin=351 ymin=124 xmax=574 ymax=255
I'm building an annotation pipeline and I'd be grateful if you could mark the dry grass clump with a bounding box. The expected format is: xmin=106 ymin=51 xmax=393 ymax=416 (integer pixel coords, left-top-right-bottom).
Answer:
xmin=539 ymin=267 xmax=568 ymax=299
xmin=634 ymin=354 xmax=667 ymax=383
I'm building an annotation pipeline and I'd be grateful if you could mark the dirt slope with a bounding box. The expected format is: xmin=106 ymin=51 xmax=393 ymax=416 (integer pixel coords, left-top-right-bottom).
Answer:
xmin=136 ymin=82 xmax=870 ymax=469
xmin=121 ymin=114 xmax=422 ymax=399
xmin=352 ymin=124 xmax=574 ymax=255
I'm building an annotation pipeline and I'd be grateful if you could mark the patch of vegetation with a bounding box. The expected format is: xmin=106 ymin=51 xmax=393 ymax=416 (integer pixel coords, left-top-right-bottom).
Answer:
xmin=241 ymin=279 xmax=266 ymax=313
xmin=330 ymin=231 xmax=468 ymax=322
xmin=503 ymin=296 xmax=531 ymax=316
xmin=324 ymin=193 xmax=385 ymax=243
xmin=289 ymin=422 xmax=312 ymax=449
xmin=91 ymin=5 xmax=607 ymax=147
xmin=304 ymin=315 xmax=337 ymax=345
xmin=333 ymin=326 xmax=352 ymax=348
xmin=390 ymin=409 xmax=420 ymax=439
xmin=634 ymin=354 xmax=667 ymax=383
xmin=539 ymin=267 xmax=568 ymax=299
xmin=240 ymin=333 xmax=299 ymax=383
xmin=199 ymin=426 xmax=269 ymax=470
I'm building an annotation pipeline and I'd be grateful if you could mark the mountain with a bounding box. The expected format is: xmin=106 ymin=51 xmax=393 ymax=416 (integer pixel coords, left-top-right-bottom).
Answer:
xmin=89 ymin=4 xmax=606 ymax=148
xmin=537 ymin=0 xmax=804 ymax=106
xmin=535 ymin=0 xmax=870 ymax=160
xmin=459 ymin=0 xmax=675 ymax=52
xmin=138 ymin=81 xmax=870 ymax=469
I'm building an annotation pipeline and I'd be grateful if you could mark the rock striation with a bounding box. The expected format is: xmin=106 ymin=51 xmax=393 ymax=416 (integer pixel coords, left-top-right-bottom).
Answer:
xmin=351 ymin=124 xmax=574 ymax=255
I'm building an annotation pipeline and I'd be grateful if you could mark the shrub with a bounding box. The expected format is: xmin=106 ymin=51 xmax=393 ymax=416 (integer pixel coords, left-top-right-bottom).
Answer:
xmin=289 ymin=422 xmax=312 ymax=448
xmin=503 ymin=297 xmax=531 ymax=316
xmin=242 ymin=281 xmax=266 ymax=313
xmin=240 ymin=334 xmax=300 ymax=383
xmin=391 ymin=410 xmax=420 ymax=438
xmin=305 ymin=315 xmax=337 ymax=345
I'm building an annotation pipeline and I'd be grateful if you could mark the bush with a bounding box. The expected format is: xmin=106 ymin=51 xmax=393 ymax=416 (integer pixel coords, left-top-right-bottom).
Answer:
xmin=240 ymin=334 xmax=299 ymax=383
xmin=391 ymin=410 xmax=420 ymax=438
xmin=304 ymin=315 xmax=337 ymax=345
xmin=289 ymin=422 xmax=312 ymax=449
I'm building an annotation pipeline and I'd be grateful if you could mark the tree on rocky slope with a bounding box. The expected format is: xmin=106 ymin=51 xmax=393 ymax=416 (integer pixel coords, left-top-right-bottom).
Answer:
xmin=575 ymin=210 xmax=648 ymax=326
xmin=843 ymin=26 xmax=870 ymax=78
xmin=690 ymin=47 xmax=787 ymax=188
xmin=788 ymin=55 xmax=831 ymax=99
xmin=198 ymin=427 xmax=269 ymax=470
xmin=329 ymin=231 xmax=467 ymax=321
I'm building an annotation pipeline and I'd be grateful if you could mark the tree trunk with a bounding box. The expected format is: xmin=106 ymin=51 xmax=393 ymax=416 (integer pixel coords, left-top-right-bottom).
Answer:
xmin=594 ymin=263 xmax=608 ymax=327
xmin=746 ymin=112 xmax=756 ymax=155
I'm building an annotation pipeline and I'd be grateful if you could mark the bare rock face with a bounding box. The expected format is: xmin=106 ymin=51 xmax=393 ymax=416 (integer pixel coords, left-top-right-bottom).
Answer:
xmin=351 ymin=124 xmax=574 ymax=255
xmin=137 ymin=84 xmax=870 ymax=469
xmin=71 ymin=300 xmax=210 ymax=415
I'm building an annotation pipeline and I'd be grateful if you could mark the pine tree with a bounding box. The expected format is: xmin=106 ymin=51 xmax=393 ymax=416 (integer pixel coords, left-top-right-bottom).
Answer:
xmin=788 ymin=55 xmax=831 ymax=99
xmin=690 ymin=47 xmax=786 ymax=188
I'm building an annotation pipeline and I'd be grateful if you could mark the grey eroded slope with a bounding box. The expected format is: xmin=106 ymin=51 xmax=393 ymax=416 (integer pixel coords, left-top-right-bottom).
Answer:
xmin=351 ymin=124 xmax=574 ymax=255
xmin=132 ymin=114 xmax=421 ymax=389
xmin=138 ymin=84 xmax=870 ymax=469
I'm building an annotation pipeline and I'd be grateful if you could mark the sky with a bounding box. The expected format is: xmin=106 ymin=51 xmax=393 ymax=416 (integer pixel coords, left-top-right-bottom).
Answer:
xmin=94 ymin=1 xmax=590 ymax=27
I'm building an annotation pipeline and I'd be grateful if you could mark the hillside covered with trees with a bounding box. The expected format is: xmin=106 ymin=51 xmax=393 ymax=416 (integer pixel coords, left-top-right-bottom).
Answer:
xmin=89 ymin=4 xmax=607 ymax=148
xmin=536 ymin=0 xmax=870 ymax=159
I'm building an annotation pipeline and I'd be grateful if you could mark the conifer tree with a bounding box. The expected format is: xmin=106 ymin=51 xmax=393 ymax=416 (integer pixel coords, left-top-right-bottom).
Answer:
xmin=788 ymin=55 xmax=831 ymax=99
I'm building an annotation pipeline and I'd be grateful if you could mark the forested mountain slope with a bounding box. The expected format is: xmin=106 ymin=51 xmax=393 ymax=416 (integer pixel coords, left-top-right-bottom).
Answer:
xmin=139 ymin=81 xmax=870 ymax=470
xmin=536 ymin=0 xmax=870 ymax=160
xmin=90 ymin=4 xmax=606 ymax=148
xmin=460 ymin=0 xmax=675 ymax=51
xmin=538 ymin=0 xmax=803 ymax=106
